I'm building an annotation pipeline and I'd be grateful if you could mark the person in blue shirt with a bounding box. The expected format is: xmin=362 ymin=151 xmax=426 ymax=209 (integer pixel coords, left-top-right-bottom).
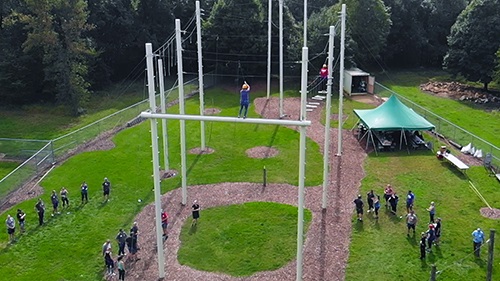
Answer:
xmin=81 ymin=181 xmax=89 ymax=204
xmin=472 ymin=228 xmax=485 ymax=258
xmin=238 ymin=81 xmax=251 ymax=119
xmin=406 ymin=190 xmax=415 ymax=213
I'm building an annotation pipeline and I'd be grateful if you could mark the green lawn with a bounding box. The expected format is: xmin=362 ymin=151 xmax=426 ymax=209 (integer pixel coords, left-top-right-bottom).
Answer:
xmin=346 ymin=151 xmax=500 ymax=281
xmin=0 ymin=162 xmax=19 ymax=179
xmin=0 ymin=87 xmax=323 ymax=280
xmin=178 ymin=202 xmax=312 ymax=276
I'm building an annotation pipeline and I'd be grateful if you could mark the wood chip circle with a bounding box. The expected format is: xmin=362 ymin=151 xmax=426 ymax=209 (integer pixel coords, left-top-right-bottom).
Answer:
xmin=480 ymin=207 xmax=500 ymax=219
xmin=246 ymin=146 xmax=279 ymax=158
xmin=204 ymin=107 xmax=221 ymax=115
xmin=189 ymin=147 xmax=215 ymax=155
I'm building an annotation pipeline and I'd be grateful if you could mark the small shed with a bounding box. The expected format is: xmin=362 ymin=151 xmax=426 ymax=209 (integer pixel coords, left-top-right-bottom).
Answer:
xmin=343 ymin=68 xmax=373 ymax=95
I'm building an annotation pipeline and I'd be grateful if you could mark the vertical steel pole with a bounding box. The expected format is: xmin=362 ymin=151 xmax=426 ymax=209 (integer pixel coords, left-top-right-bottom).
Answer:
xmin=337 ymin=4 xmax=346 ymax=156
xmin=267 ymin=0 xmax=272 ymax=99
xmin=296 ymin=46 xmax=308 ymax=281
xmin=196 ymin=1 xmax=206 ymax=150
xmin=322 ymin=26 xmax=335 ymax=209
xmin=176 ymin=19 xmax=188 ymax=205
xmin=158 ymin=59 xmax=169 ymax=171
xmin=303 ymin=0 xmax=307 ymax=46
xmin=279 ymin=0 xmax=284 ymax=117
xmin=145 ymin=43 xmax=165 ymax=278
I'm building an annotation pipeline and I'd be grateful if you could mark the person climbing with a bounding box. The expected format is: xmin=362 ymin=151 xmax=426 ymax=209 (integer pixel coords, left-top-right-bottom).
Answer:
xmin=319 ymin=64 xmax=328 ymax=91
xmin=238 ymin=81 xmax=251 ymax=119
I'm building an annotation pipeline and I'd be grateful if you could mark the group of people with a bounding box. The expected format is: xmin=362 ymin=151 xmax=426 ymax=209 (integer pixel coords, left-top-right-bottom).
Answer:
xmin=4 ymin=177 xmax=111 ymax=242
xmin=355 ymin=184 xmax=488 ymax=260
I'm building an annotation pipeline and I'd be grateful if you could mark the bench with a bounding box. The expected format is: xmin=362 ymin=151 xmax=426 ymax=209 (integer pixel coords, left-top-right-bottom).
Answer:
xmin=442 ymin=153 xmax=469 ymax=174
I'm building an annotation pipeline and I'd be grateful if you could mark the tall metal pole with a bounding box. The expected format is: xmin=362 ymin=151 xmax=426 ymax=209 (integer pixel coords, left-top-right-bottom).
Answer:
xmin=266 ymin=0 xmax=272 ymax=99
xmin=196 ymin=1 xmax=206 ymax=150
xmin=158 ymin=59 xmax=169 ymax=171
xmin=279 ymin=0 xmax=284 ymax=117
xmin=145 ymin=43 xmax=165 ymax=278
xmin=322 ymin=26 xmax=335 ymax=209
xmin=303 ymin=0 xmax=307 ymax=46
xmin=337 ymin=4 xmax=346 ymax=156
xmin=296 ymin=46 xmax=308 ymax=281
xmin=176 ymin=19 xmax=188 ymax=205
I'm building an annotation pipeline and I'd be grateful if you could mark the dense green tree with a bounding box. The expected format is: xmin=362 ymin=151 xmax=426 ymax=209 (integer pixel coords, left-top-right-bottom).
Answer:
xmin=19 ymin=0 xmax=95 ymax=115
xmin=495 ymin=48 xmax=500 ymax=85
xmin=87 ymin=0 xmax=139 ymax=86
xmin=287 ymin=0 xmax=337 ymax=22
xmin=202 ymin=0 xmax=267 ymax=76
xmin=443 ymin=0 xmax=500 ymax=90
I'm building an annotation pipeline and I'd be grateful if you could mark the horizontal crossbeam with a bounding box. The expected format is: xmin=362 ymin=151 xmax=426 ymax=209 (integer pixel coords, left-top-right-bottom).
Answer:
xmin=140 ymin=112 xmax=311 ymax=127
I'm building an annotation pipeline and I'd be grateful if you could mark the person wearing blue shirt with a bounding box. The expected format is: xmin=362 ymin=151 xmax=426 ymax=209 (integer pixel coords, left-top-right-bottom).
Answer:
xmin=238 ymin=81 xmax=250 ymax=119
xmin=406 ymin=190 xmax=415 ymax=213
xmin=472 ymin=228 xmax=485 ymax=258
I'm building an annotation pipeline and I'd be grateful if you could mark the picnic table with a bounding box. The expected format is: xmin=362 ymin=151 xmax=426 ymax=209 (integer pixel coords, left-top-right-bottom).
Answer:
xmin=442 ymin=153 xmax=469 ymax=174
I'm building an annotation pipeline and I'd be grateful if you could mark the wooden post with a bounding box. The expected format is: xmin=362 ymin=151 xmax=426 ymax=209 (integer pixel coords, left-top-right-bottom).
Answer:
xmin=487 ymin=229 xmax=495 ymax=281
xmin=429 ymin=264 xmax=437 ymax=281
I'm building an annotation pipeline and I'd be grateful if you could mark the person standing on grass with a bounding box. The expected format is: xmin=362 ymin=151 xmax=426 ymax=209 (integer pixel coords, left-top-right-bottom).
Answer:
xmin=16 ymin=209 xmax=26 ymax=233
xmin=406 ymin=190 xmax=415 ymax=213
xmin=81 ymin=181 xmax=89 ymax=204
xmin=319 ymin=64 xmax=328 ymax=90
xmin=353 ymin=195 xmax=364 ymax=222
xmin=60 ymin=187 xmax=69 ymax=208
xmin=406 ymin=210 xmax=418 ymax=236
xmin=6 ymin=214 xmax=15 ymax=242
xmin=102 ymin=177 xmax=111 ymax=202
xmin=116 ymin=229 xmax=127 ymax=256
xmin=117 ymin=255 xmax=125 ymax=281
xmin=420 ymin=232 xmax=427 ymax=259
xmin=366 ymin=190 xmax=375 ymax=213
xmin=35 ymin=198 xmax=45 ymax=226
xmin=192 ymin=200 xmax=201 ymax=226
xmin=426 ymin=224 xmax=436 ymax=253
xmin=472 ymin=227 xmax=485 ymax=258
xmin=427 ymin=201 xmax=436 ymax=223
xmin=238 ymin=81 xmax=251 ymax=119
xmin=373 ymin=194 xmax=381 ymax=219
xmin=389 ymin=193 xmax=399 ymax=216
xmin=50 ymin=190 xmax=60 ymax=216
xmin=384 ymin=184 xmax=394 ymax=208
xmin=102 ymin=239 xmax=112 ymax=256
xmin=104 ymin=247 xmax=115 ymax=276
xmin=434 ymin=218 xmax=442 ymax=245
xmin=161 ymin=209 xmax=169 ymax=240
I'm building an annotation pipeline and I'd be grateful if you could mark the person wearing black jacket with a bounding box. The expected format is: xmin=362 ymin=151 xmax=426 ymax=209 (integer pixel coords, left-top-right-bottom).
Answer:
xmin=35 ymin=198 xmax=45 ymax=226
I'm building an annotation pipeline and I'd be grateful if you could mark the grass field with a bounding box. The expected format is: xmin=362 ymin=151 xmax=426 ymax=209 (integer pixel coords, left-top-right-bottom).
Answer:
xmin=0 ymin=86 xmax=322 ymax=280
xmin=0 ymin=162 xmax=19 ymax=179
xmin=0 ymin=69 xmax=499 ymax=280
xmin=178 ymin=202 xmax=312 ymax=276
xmin=346 ymin=151 xmax=500 ymax=281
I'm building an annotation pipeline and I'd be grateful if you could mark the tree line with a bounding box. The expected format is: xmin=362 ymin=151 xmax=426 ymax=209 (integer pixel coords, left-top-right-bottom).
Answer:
xmin=1 ymin=0 xmax=499 ymax=115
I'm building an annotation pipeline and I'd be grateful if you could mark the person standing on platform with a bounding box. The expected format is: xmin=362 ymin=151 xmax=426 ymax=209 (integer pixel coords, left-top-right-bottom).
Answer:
xmin=319 ymin=64 xmax=328 ymax=90
xmin=238 ymin=81 xmax=251 ymax=119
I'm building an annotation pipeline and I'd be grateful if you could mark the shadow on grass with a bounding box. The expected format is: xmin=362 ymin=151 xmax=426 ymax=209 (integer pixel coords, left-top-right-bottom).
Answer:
xmin=353 ymin=220 xmax=364 ymax=232
xmin=406 ymin=234 xmax=418 ymax=246
xmin=474 ymin=257 xmax=486 ymax=267
xmin=189 ymin=223 xmax=198 ymax=235
xmin=318 ymin=208 xmax=327 ymax=281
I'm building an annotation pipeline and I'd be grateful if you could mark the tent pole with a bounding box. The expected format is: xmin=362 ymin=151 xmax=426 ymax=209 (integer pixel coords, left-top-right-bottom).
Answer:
xmin=400 ymin=129 xmax=403 ymax=150
xmin=371 ymin=132 xmax=378 ymax=156
xmin=365 ymin=130 xmax=370 ymax=150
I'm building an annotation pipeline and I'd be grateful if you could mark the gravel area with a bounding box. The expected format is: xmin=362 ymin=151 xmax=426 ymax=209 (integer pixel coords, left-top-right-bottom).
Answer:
xmin=126 ymin=97 xmax=367 ymax=281
xmin=480 ymin=207 xmax=500 ymax=219
xmin=204 ymin=108 xmax=222 ymax=115
xmin=245 ymin=146 xmax=279 ymax=158
xmin=189 ymin=147 xmax=215 ymax=155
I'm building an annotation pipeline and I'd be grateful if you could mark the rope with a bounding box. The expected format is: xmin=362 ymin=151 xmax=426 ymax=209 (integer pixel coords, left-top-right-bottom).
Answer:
xmin=436 ymin=239 xmax=490 ymax=277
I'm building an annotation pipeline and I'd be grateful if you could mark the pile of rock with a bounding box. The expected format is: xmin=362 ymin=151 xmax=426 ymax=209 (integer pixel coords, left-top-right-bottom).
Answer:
xmin=420 ymin=81 xmax=500 ymax=104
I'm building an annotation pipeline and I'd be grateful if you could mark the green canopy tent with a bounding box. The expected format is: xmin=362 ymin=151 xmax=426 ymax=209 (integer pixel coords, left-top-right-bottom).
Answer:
xmin=353 ymin=95 xmax=435 ymax=154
